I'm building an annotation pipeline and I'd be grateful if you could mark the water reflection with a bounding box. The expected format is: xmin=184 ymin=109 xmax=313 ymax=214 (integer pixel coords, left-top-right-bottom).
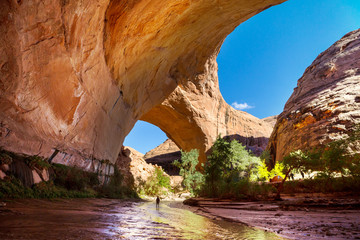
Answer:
xmin=0 ymin=199 xmax=285 ymax=240
xmin=110 ymin=201 xmax=284 ymax=240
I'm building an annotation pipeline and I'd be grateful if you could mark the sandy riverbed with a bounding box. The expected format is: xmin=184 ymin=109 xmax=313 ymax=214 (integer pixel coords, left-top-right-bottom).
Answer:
xmin=183 ymin=193 xmax=360 ymax=240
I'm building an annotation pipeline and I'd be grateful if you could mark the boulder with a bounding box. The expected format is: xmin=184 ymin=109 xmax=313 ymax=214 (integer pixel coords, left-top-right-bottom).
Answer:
xmin=0 ymin=170 xmax=6 ymax=180
xmin=0 ymin=164 xmax=10 ymax=173
xmin=32 ymin=170 xmax=42 ymax=185
xmin=117 ymin=146 xmax=156 ymax=186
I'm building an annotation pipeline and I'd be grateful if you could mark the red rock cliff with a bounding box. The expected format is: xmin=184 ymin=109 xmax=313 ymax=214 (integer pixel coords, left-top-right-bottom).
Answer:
xmin=268 ymin=29 xmax=360 ymax=164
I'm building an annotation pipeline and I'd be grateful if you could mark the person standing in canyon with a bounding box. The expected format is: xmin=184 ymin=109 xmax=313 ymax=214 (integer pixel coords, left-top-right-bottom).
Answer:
xmin=156 ymin=196 xmax=160 ymax=210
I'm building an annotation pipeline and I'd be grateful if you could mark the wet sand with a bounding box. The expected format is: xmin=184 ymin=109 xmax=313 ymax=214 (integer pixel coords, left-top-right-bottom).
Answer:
xmin=183 ymin=193 xmax=360 ymax=240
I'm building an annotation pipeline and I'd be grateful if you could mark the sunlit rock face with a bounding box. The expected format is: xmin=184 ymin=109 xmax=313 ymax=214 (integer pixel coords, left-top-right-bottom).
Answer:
xmin=144 ymin=139 xmax=181 ymax=175
xmin=0 ymin=0 xmax=285 ymax=165
xmin=117 ymin=146 xmax=180 ymax=187
xmin=268 ymin=29 xmax=360 ymax=164
xmin=116 ymin=146 xmax=155 ymax=186
xmin=262 ymin=116 xmax=278 ymax=127
xmin=141 ymin=57 xmax=274 ymax=164
xmin=0 ymin=0 xmax=133 ymax=165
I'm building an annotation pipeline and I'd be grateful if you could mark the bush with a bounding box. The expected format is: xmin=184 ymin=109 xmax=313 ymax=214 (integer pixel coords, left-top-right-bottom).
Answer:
xmin=272 ymin=125 xmax=360 ymax=199
xmin=155 ymin=167 xmax=171 ymax=189
xmin=25 ymin=155 xmax=51 ymax=170
xmin=0 ymin=152 xmax=12 ymax=165
xmin=52 ymin=163 xmax=99 ymax=191
xmin=0 ymin=176 xmax=34 ymax=198
xmin=282 ymin=177 xmax=360 ymax=194
xmin=0 ymin=151 xmax=139 ymax=199
xmin=136 ymin=167 xmax=172 ymax=196
xmin=256 ymin=159 xmax=285 ymax=181
xmin=97 ymin=167 xmax=138 ymax=199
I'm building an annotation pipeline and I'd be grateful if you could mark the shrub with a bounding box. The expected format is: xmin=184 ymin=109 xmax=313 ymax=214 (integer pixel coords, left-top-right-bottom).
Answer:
xmin=0 ymin=176 xmax=34 ymax=198
xmin=274 ymin=126 xmax=360 ymax=199
xmin=0 ymin=152 xmax=139 ymax=199
xmin=282 ymin=177 xmax=360 ymax=194
xmin=97 ymin=167 xmax=138 ymax=199
xmin=155 ymin=167 xmax=171 ymax=189
xmin=0 ymin=152 xmax=12 ymax=165
xmin=25 ymin=155 xmax=51 ymax=170
xmin=136 ymin=167 xmax=172 ymax=197
xmin=256 ymin=160 xmax=285 ymax=181
xmin=52 ymin=163 xmax=99 ymax=191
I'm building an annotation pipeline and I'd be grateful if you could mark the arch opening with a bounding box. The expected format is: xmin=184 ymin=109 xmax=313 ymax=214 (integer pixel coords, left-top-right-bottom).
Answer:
xmin=123 ymin=120 xmax=182 ymax=175
xmin=123 ymin=121 xmax=168 ymax=155
xmin=137 ymin=0 xmax=360 ymax=165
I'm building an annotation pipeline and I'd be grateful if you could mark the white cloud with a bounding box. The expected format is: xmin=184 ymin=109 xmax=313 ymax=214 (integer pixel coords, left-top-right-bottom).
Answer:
xmin=231 ymin=102 xmax=254 ymax=111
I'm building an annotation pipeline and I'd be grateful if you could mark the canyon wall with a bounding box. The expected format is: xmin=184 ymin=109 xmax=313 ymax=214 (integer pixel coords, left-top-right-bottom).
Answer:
xmin=0 ymin=0 xmax=285 ymax=165
xmin=268 ymin=29 xmax=360 ymax=164
xmin=0 ymin=0 xmax=134 ymax=167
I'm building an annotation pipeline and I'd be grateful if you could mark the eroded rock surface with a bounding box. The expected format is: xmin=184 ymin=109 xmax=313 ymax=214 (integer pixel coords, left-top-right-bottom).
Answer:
xmin=269 ymin=29 xmax=360 ymax=163
xmin=117 ymin=146 xmax=155 ymax=186
xmin=116 ymin=146 xmax=180 ymax=188
xmin=262 ymin=116 xmax=278 ymax=127
xmin=142 ymin=55 xmax=274 ymax=163
xmin=144 ymin=139 xmax=181 ymax=175
xmin=0 ymin=0 xmax=285 ymax=165
xmin=0 ymin=0 xmax=133 ymax=165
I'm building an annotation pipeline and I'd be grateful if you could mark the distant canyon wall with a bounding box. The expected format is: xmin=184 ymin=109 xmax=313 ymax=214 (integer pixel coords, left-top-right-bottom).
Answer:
xmin=0 ymin=0 xmax=285 ymax=165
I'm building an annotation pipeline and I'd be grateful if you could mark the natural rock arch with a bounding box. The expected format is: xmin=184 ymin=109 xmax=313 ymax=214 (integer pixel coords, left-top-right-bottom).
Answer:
xmin=104 ymin=0 xmax=282 ymax=163
xmin=140 ymin=55 xmax=273 ymax=164
xmin=0 ymin=0 xmax=285 ymax=166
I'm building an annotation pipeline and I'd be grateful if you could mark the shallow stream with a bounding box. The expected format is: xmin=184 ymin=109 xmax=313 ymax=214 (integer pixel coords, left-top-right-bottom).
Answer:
xmin=0 ymin=198 xmax=284 ymax=239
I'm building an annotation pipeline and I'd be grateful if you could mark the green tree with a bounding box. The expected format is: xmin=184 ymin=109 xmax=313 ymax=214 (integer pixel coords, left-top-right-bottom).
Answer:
xmin=230 ymin=141 xmax=261 ymax=180
xmin=203 ymin=136 xmax=262 ymax=196
xmin=173 ymin=149 xmax=204 ymax=196
xmin=204 ymin=136 xmax=232 ymax=196
xmin=276 ymin=126 xmax=360 ymax=199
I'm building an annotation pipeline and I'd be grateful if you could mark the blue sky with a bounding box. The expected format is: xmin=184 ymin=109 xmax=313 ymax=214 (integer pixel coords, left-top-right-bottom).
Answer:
xmin=124 ymin=0 xmax=360 ymax=154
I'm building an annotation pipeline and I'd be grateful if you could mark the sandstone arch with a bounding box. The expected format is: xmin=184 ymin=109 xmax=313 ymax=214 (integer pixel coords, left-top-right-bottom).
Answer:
xmin=141 ymin=56 xmax=273 ymax=164
xmin=0 ymin=0 xmax=285 ymax=166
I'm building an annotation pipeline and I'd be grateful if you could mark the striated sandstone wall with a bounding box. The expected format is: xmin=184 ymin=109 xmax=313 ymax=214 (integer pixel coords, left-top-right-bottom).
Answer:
xmin=268 ymin=29 xmax=360 ymax=164
xmin=0 ymin=0 xmax=285 ymax=166
xmin=0 ymin=0 xmax=134 ymax=165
